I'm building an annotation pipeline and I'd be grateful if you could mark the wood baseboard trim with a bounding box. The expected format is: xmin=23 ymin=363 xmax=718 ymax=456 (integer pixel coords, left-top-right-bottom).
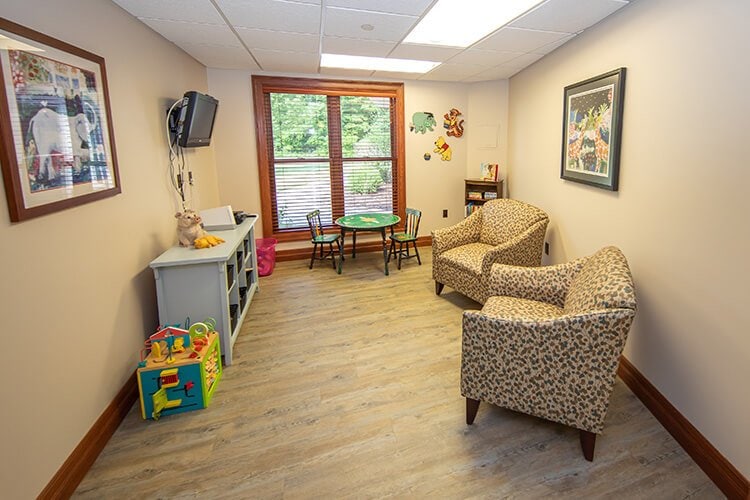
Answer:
xmin=38 ymin=371 xmax=138 ymax=499
xmin=277 ymin=235 xmax=432 ymax=262
xmin=618 ymin=356 xmax=749 ymax=499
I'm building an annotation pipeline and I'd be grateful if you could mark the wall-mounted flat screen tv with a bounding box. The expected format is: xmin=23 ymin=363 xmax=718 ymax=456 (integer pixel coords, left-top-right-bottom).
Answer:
xmin=177 ymin=91 xmax=219 ymax=148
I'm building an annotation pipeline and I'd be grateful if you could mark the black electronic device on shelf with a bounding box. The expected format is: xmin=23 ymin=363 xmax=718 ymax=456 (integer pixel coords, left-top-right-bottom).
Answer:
xmin=233 ymin=211 xmax=256 ymax=224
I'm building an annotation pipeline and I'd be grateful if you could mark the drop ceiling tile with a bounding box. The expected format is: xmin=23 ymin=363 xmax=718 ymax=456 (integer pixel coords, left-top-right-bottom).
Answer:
xmin=324 ymin=7 xmax=417 ymax=41
xmin=139 ymin=18 xmax=240 ymax=46
xmin=326 ymin=0 xmax=433 ymax=16
xmin=175 ymin=42 xmax=260 ymax=70
xmin=215 ymin=0 xmax=321 ymax=33
xmin=532 ymin=33 xmax=576 ymax=54
xmin=462 ymin=65 xmax=520 ymax=82
xmin=448 ymin=48 xmax=524 ymax=66
xmin=421 ymin=63 xmax=487 ymax=81
xmin=320 ymin=67 xmax=375 ymax=77
xmin=474 ymin=27 xmax=571 ymax=53
xmin=511 ymin=0 xmax=629 ymax=33
xmin=236 ymin=28 xmax=319 ymax=53
xmin=502 ymin=52 xmax=544 ymax=69
xmin=322 ymin=36 xmax=396 ymax=57
xmin=112 ymin=0 xmax=224 ymax=23
xmin=252 ymin=49 xmax=320 ymax=73
xmin=389 ymin=44 xmax=462 ymax=62
xmin=370 ymin=70 xmax=428 ymax=80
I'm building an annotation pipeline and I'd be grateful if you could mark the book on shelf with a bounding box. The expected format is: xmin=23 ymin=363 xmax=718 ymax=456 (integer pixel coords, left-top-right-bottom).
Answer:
xmin=483 ymin=191 xmax=498 ymax=199
xmin=464 ymin=203 xmax=481 ymax=217
xmin=467 ymin=191 xmax=483 ymax=200
xmin=480 ymin=162 xmax=499 ymax=181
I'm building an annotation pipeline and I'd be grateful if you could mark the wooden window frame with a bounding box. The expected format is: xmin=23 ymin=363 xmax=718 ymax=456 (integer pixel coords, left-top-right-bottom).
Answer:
xmin=252 ymin=76 xmax=406 ymax=241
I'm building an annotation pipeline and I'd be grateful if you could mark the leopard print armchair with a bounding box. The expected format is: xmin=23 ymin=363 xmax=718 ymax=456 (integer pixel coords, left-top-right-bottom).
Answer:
xmin=431 ymin=199 xmax=549 ymax=304
xmin=461 ymin=246 xmax=637 ymax=461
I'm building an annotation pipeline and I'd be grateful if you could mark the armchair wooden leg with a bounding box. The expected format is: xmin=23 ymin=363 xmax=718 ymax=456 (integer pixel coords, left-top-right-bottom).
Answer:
xmin=435 ymin=281 xmax=444 ymax=295
xmin=580 ymin=430 xmax=596 ymax=461
xmin=466 ymin=398 xmax=480 ymax=425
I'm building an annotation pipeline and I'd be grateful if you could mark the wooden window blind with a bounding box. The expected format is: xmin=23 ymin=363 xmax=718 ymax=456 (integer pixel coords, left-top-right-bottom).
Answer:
xmin=252 ymin=76 xmax=405 ymax=241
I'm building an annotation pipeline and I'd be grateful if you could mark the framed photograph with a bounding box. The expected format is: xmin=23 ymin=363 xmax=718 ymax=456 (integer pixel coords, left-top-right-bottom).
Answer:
xmin=561 ymin=68 xmax=625 ymax=191
xmin=0 ymin=18 xmax=120 ymax=222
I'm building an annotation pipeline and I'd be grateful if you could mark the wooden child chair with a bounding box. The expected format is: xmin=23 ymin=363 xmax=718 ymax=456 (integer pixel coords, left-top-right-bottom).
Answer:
xmin=388 ymin=208 xmax=422 ymax=270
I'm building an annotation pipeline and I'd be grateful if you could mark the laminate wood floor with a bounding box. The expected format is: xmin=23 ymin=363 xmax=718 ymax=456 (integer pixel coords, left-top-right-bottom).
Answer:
xmin=74 ymin=248 xmax=722 ymax=499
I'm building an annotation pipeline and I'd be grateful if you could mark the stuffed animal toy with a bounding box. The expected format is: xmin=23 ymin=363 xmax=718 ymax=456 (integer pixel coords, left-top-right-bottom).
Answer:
xmin=175 ymin=210 xmax=207 ymax=247
xmin=194 ymin=235 xmax=225 ymax=249
xmin=176 ymin=210 xmax=226 ymax=248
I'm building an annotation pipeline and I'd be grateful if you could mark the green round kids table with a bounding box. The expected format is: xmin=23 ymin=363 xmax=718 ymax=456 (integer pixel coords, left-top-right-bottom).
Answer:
xmin=335 ymin=213 xmax=401 ymax=275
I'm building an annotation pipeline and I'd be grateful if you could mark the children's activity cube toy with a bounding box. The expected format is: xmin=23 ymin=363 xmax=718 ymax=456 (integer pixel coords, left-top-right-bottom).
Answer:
xmin=137 ymin=327 xmax=222 ymax=420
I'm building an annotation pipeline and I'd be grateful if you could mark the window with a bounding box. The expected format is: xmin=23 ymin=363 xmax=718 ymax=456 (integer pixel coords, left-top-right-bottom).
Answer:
xmin=252 ymin=76 xmax=405 ymax=240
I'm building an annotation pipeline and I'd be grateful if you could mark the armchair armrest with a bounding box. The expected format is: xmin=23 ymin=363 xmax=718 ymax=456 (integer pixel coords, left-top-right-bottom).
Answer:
xmin=431 ymin=210 xmax=482 ymax=255
xmin=483 ymin=256 xmax=587 ymax=307
xmin=481 ymin=219 xmax=548 ymax=269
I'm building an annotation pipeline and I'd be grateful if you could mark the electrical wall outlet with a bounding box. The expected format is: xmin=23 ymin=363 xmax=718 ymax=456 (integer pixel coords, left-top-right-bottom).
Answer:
xmin=442 ymin=209 xmax=448 ymax=218
xmin=545 ymin=242 xmax=550 ymax=255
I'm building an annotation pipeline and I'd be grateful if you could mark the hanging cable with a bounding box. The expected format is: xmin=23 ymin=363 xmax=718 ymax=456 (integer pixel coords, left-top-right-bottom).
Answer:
xmin=166 ymin=98 xmax=187 ymax=210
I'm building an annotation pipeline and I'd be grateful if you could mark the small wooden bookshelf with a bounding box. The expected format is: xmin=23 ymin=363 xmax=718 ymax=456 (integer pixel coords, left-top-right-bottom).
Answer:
xmin=465 ymin=178 xmax=504 ymax=217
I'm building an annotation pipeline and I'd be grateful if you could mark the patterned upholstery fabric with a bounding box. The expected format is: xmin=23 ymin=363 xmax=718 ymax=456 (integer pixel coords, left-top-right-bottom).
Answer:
xmin=461 ymin=246 xmax=637 ymax=434
xmin=431 ymin=199 xmax=549 ymax=304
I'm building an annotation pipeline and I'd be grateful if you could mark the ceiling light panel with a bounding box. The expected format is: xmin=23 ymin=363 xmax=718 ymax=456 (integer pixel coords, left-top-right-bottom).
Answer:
xmin=404 ymin=0 xmax=546 ymax=48
xmin=321 ymin=54 xmax=439 ymax=73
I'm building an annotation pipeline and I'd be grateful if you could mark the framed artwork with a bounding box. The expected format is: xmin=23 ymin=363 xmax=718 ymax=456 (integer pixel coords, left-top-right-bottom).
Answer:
xmin=480 ymin=162 xmax=498 ymax=181
xmin=561 ymin=68 xmax=625 ymax=191
xmin=0 ymin=17 xmax=120 ymax=222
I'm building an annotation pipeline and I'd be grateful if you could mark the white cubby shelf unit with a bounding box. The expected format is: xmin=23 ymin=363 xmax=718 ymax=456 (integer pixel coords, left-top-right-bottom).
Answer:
xmin=149 ymin=217 xmax=259 ymax=366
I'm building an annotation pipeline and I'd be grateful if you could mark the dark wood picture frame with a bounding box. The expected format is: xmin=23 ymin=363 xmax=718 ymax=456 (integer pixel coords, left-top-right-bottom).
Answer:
xmin=0 ymin=17 xmax=120 ymax=222
xmin=561 ymin=68 xmax=626 ymax=191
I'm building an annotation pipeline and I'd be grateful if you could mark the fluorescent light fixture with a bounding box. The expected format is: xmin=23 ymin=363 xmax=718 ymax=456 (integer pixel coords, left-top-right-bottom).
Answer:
xmin=404 ymin=0 xmax=545 ymax=48
xmin=320 ymin=53 xmax=440 ymax=73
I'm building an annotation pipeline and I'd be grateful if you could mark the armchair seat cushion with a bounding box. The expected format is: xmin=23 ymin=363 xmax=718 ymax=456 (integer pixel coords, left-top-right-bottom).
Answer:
xmin=482 ymin=296 xmax=564 ymax=321
xmin=461 ymin=246 xmax=637 ymax=451
xmin=441 ymin=242 xmax=496 ymax=275
xmin=432 ymin=199 xmax=550 ymax=304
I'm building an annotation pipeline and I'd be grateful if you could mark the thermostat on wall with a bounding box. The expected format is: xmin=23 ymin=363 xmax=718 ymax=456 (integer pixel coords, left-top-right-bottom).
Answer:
xmin=200 ymin=205 xmax=236 ymax=230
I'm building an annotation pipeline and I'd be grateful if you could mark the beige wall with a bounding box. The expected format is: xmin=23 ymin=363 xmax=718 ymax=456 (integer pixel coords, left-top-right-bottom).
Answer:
xmin=0 ymin=1 xmax=219 ymax=497
xmin=207 ymin=72 xmax=506 ymax=245
xmin=508 ymin=0 xmax=749 ymax=477
xmin=467 ymin=80 xmax=509 ymax=197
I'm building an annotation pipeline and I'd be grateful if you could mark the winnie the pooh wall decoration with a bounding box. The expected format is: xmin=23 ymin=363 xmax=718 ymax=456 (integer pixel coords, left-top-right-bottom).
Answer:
xmin=434 ymin=136 xmax=452 ymax=161
xmin=443 ymin=108 xmax=464 ymax=137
